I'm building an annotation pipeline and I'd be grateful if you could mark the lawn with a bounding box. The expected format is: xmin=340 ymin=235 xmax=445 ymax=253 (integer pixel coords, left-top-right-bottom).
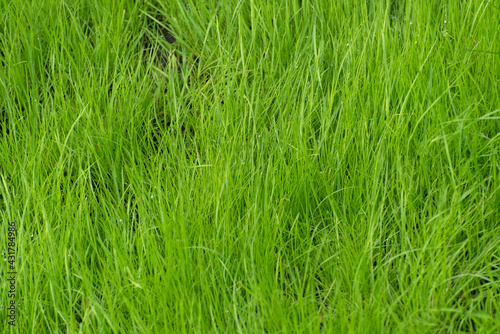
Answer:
xmin=1 ymin=0 xmax=499 ymax=332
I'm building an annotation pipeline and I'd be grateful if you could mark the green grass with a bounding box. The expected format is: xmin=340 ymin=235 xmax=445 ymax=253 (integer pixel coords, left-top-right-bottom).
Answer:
xmin=1 ymin=0 xmax=499 ymax=332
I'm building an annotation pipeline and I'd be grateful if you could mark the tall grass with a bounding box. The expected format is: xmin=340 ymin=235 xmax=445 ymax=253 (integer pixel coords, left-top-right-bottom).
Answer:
xmin=1 ymin=0 xmax=499 ymax=332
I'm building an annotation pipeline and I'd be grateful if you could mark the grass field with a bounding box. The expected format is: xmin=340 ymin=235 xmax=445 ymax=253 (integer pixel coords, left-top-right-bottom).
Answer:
xmin=1 ymin=0 xmax=499 ymax=332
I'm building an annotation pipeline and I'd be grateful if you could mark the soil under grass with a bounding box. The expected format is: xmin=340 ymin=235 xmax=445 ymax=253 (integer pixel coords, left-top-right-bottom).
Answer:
xmin=0 ymin=0 xmax=499 ymax=333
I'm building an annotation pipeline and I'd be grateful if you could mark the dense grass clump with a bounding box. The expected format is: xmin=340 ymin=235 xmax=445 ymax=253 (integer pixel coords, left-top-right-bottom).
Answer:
xmin=1 ymin=0 xmax=499 ymax=332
